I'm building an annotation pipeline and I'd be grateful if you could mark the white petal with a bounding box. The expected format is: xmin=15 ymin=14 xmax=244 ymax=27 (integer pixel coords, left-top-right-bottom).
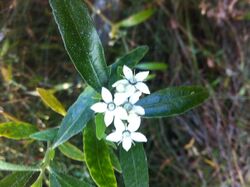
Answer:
xmin=114 ymin=93 xmax=129 ymax=106
xmin=112 ymin=79 xmax=128 ymax=88
xmin=114 ymin=107 xmax=128 ymax=120
xmin=101 ymin=87 xmax=113 ymax=103
xmin=90 ymin=102 xmax=107 ymax=113
xmin=104 ymin=111 xmax=114 ymax=127
xmin=122 ymin=137 xmax=132 ymax=151
xmin=129 ymin=91 xmax=142 ymax=104
xmin=128 ymin=114 xmax=141 ymax=132
xmin=133 ymin=105 xmax=145 ymax=115
xmin=114 ymin=118 xmax=125 ymax=132
xmin=131 ymin=132 xmax=147 ymax=142
xmin=135 ymin=71 xmax=149 ymax=82
xmin=123 ymin=65 xmax=133 ymax=80
xmin=106 ymin=132 xmax=122 ymax=142
xmin=135 ymin=82 xmax=150 ymax=94
xmin=125 ymin=84 xmax=136 ymax=96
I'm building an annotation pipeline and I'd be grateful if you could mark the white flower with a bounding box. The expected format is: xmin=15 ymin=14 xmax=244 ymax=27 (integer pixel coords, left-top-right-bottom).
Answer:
xmin=112 ymin=65 xmax=150 ymax=95
xmin=106 ymin=118 xmax=147 ymax=151
xmin=90 ymin=87 xmax=128 ymax=127
xmin=122 ymin=91 xmax=145 ymax=115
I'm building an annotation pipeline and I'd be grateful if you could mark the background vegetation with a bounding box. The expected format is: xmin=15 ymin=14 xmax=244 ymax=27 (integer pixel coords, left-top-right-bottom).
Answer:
xmin=0 ymin=0 xmax=250 ymax=186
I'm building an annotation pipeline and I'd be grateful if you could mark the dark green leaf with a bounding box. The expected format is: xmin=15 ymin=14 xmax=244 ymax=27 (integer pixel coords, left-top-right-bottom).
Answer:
xmin=120 ymin=144 xmax=149 ymax=187
xmin=95 ymin=113 xmax=106 ymax=140
xmin=52 ymin=87 xmax=98 ymax=148
xmin=58 ymin=142 xmax=84 ymax=162
xmin=30 ymin=127 xmax=58 ymax=142
xmin=135 ymin=62 xmax=167 ymax=71
xmin=37 ymin=88 xmax=67 ymax=116
xmin=109 ymin=46 xmax=148 ymax=86
xmin=109 ymin=149 xmax=122 ymax=173
xmin=116 ymin=8 xmax=155 ymax=28
xmin=0 ymin=160 xmax=40 ymax=171
xmin=0 ymin=121 xmax=37 ymax=140
xmin=49 ymin=0 xmax=109 ymax=91
xmin=49 ymin=169 xmax=93 ymax=187
xmin=84 ymin=120 xmax=117 ymax=187
xmin=0 ymin=171 xmax=35 ymax=187
xmin=137 ymin=86 xmax=209 ymax=117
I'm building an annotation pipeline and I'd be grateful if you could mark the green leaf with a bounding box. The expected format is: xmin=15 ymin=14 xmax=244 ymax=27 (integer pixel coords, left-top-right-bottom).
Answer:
xmin=49 ymin=169 xmax=93 ymax=187
xmin=137 ymin=86 xmax=209 ymax=117
xmin=0 ymin=121 xmax=37 ymax=140
xmin=31 ymin=172 xmax=43 ymax=187
xmin=84 ymin=120 xmax=117 ymax=187
xmin=95 ymin=113 xmax=106 ymax=140
xmin=135 ymin=62 xmax=167 ymax=71
xmin=117 ymin=8 xmax=155 ymax=28
xmin=0 ymin=160 xmax=40 ymax=171
xmin=58 ymin=142 xmax=84 ymax=162
xmin=109 ymin=149 xmax=122 ymax=173
xmin=52 ymin=87 xmax=98 ymax=148
xmin=120 ymin=144 xmax=149 ymax=187
xmin=109 ymin=46 xmax=149 ymax=86
xmin=37 ymin=88 xmax=67 ymax=116
xmin=49 ymin=0 xmax=109 ymax=91
xmin=30 ymin=127 xmax=58 ymax=142
xmin=0 ymin=171 xmax=35 ymax=187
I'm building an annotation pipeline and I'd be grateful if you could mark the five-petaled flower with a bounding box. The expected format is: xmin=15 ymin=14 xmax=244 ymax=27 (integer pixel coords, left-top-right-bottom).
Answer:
xmin=106 ymin=118 xmax=147 ymax=151
xmin=90 ymin=87 xmax=128 ymax=127
xmin=112 ymin=65 xmax=150 ymax=95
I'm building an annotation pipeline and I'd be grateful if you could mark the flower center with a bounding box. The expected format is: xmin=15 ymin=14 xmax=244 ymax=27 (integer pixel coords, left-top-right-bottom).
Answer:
xmin=129 ymin=78 xmax=137 ymax=85
xmin=107 ymin=102 xmax=116 ymax=111
xmin=123 ymin=102 xmax=133 ymax=111
xmin=122 ymin=130 xmax=131 ymax=138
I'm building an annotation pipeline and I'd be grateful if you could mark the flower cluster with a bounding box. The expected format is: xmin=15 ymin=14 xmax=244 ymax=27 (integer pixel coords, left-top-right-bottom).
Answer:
xmin=90 ymin=65 xmax=150 ymax=151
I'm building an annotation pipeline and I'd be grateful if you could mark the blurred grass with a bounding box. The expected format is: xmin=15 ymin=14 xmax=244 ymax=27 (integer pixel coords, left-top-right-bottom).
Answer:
xmin=1 ymin=0 xmax=250 ymax=186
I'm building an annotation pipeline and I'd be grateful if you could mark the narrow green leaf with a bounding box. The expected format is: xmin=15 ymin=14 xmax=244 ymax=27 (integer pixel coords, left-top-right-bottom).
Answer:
xmin=117 ymin=8 xmax=155 ymax=28
xmin=137 ymin=86 xmax=209 ymax=117
xmin=135 ymin=62 xmax=167 ymax=71
xmin=31 ymin=172 xmax=43 ymax=187
xmin=109 ymin=46 xmax=149 ymax=86
xmin=58 ymin=142 xmax=84 ymax=162
xmin=37 ymin=88 xmax=67 ymax=116
xmin=84 ymin=120 xmax=117 ymax=187
xmin=0 ymin=171 xmax=35 ymax=187
xmin=49 ymin=169 xmax=93 ymax=187
xmin=95 ymin=113 xmax=106 ymax=140
xmin=30 ymin=127 xmax=58 ymax=142
xmin=120 ymin=144 xmax=149 ymax=187
xmin=52 ymin=87 xmax=98 ymax=148
xmin=49 ymin=0 xmax=109 ymax=91
xmin=0 ymin=121 xmax=37 ymax=140
xmin=0 ymin=160 xmax=40 ymax=171
xmin=109 ymin=149 xmax=122 ymax=173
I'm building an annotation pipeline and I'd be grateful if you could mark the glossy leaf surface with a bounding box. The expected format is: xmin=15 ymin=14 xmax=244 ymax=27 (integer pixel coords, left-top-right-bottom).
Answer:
xmin=120 ymin=144 xmax=149 ymax=187
xmin=30 ymin=127 xmax=58 ymax=142
xmin=49 ymin=0 xmax=109 ymax=91
xmin=0 ymin=121 xmax=37 ymax=140
xmin=0 ymin=171 xmax=35 ymax=187
xmin=37 ymin=88 xmax=66 ymax=116
xmin=137 ymin=86 xmax=209 ymax=117
xmin=58 ymin=142 xmax=84 ymax=162
xmin=52 ymin=87 xmax=98 ymax=148
xmin=84 ymin=120 xmax=117 ymax=187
